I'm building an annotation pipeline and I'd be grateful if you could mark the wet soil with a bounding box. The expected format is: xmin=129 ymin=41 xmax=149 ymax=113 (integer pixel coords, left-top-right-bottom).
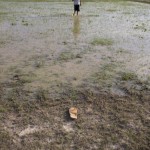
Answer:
xmin=0 ymin=1 xmax=150 ymax=150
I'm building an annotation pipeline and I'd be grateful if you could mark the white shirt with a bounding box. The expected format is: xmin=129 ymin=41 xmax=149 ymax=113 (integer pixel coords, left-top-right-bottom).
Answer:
xmin=74 ymin=0 xmax=80 ymax=5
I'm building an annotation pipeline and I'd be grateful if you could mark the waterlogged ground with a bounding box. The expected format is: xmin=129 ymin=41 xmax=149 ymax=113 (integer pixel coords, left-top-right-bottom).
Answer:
xmin=0 ymin=1 xmax=150 ymax=150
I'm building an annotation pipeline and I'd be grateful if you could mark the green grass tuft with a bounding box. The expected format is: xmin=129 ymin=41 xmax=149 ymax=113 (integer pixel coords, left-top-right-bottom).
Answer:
xmin=121 ymin=72 xmax=137 ymax=81
xmin=58 ymin=52 xmax=76 ymax=61
xmin=91 ymin=38 xmax=113 ymax=46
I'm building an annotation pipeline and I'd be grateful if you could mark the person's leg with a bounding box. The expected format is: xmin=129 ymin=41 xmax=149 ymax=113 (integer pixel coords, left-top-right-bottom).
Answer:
xmin=73 ymin=5 xmax=78 ymax=16
xmin=73 ymin=10 xmax=75 ymax=16
xmin=77 ymin=5 xmax=80 ymax=15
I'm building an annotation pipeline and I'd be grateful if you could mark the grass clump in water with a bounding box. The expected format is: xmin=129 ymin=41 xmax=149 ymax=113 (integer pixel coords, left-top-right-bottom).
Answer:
xmin=106 ymin=9 xmax=117 ymax=12
xmin=121 ymin=72 xmax=137 ymax=81
xmin=58 ymin=51 xmax=76 ymax=61
xmin=91 ymin=38 xmax=113 ymax=46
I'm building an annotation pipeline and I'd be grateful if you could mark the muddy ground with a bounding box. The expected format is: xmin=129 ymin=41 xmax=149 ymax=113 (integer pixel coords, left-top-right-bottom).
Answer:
xmin=0 ymin=1 xmax=150 ymax=150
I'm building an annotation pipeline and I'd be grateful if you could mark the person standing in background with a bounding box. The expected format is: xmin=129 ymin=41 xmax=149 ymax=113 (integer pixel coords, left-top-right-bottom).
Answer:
xmin=72 ymin=0 xmax=81 ymax=16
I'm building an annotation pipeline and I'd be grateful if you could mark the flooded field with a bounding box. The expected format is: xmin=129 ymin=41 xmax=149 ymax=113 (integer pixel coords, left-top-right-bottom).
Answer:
xmin=0 ymin=1 xmax=150 ymax=150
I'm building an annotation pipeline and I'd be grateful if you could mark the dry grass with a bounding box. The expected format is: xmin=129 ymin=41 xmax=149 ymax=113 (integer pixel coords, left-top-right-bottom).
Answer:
xmin=0 ymin=76 xmax=149 ymax=150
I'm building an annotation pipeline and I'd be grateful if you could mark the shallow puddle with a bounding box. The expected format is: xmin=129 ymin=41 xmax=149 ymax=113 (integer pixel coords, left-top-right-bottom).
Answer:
xmin=0 ymin=1 xmax=150 ymax=90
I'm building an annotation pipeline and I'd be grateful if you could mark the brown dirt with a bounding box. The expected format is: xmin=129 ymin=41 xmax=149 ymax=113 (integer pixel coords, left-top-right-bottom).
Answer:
xmin=0 ymin=78 xmax=150 ymax=150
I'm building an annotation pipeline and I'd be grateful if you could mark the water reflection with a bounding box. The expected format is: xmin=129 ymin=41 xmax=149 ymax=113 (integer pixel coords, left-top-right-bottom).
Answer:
xmin=72 ymin=16 xmax=80 ymax=39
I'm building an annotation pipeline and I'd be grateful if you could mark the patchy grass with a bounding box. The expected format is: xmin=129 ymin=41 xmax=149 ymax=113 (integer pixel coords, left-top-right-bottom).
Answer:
xmin=11 ymin=22 xmax=17 ymax=26
xmin=134 ymin=24 xmax=147 ymax=32
xmin=116 ymin=48 xmax=128 ymax=53
xmin=93 ymin=70 xmax=113 ymax=81
xmin=25 ymin=54 xmax=50 ymax=68
xmin=58 ymin=51 xmax=81 ymax=62
xmin=0 ymin=1 xmax=150 ymax=149
xmin=22 ymin=22 xmax=29 ymax=26
xmin=90 ymin=63 xmax=117 ymax=87
xmin=106 ymin=8 xmax=117 ymax=12
xmin=121 ymin=71 xmax=137 ymax=81
xmin=0 ymin=40 xmax=5 ymax=47
xmin=91 ymin=38 xmax=113 ymax=46
xmin=123 ymin=11 xmax=132 ymax=15
xmin=0 ymin=105 xmax=7 ymax=113
xmin=58 ymin=51 xmax=75 ymax=61
xmin=130 ymin=0 xmax=150 ymax=3
xmin=0 ymin=79 xmax=149 ymax=149
xmin=87 ymin=14 xmax=99 ymax=17
xmin=34 ymin=87 xmax=49 ymax=104
xmin=0 ymin=130 xmax=15 ymax=150
xmin=3 ymin=68 xmax=36 ymax=89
